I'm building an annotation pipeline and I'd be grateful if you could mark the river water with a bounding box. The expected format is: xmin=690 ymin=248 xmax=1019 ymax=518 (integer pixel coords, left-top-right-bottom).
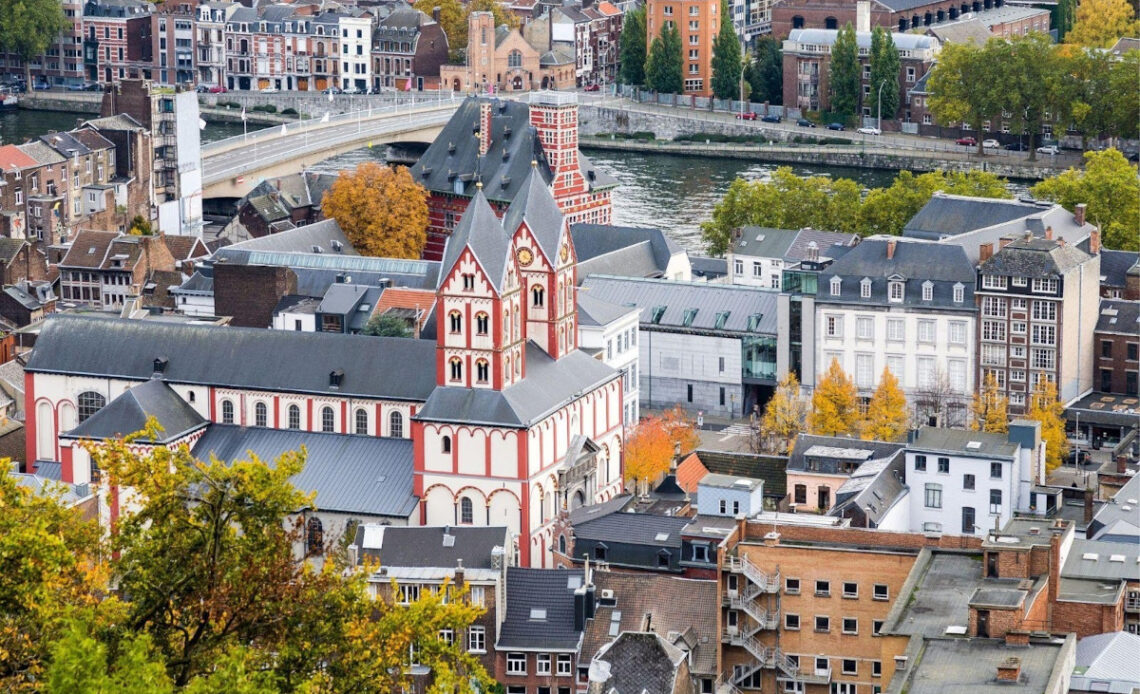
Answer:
xmin=2 ymin=108 xmax=898 ymax=252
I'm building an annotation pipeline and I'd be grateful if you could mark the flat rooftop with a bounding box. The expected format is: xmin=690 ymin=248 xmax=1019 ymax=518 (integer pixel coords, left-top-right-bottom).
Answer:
xmin=983 ymin=518 xmax=1066 ymax=549
xmin=890 ymin=553 xmax=980 ymax=638
xmin=700 ymin=473 xmax=762 ymax=491
xmin=904 ymin=638 xmax=1067 ymax=694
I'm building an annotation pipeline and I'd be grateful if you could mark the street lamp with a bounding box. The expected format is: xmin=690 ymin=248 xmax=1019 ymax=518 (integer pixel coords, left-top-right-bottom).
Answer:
xmin=876 ymin=78 xmax=888 ymax=134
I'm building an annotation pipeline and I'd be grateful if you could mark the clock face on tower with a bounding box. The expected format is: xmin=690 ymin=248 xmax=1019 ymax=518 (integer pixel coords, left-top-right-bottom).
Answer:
xmin=517 ymin=247 xmax=534 ymax=267
xmin=560 ymin=244 xmax=569 ymax=263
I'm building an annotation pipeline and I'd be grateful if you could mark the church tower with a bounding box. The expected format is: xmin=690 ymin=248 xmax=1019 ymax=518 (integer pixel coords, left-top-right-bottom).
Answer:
xmin=528 ymin=91 xmax=584 ymax=202
xmin=434 ymin=187 xmax=525 ymax=390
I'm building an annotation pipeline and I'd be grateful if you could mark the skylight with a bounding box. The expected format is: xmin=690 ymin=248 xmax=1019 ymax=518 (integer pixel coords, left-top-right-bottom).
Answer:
xmin=529 ymin=608 xmax=546 ymax=620
xmin=654 ymin=532 xmax=670 ymax=542
xmin=966 ymin=441 xmax=982 ymax=450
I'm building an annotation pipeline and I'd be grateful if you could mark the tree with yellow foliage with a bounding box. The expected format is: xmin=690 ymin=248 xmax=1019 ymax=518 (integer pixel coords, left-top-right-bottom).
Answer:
xmin=1026 ymin=381 xmax=1069 ymax=474
xmin=971 ymin=372 xmax=1009 ymax=434
xmin=1065 ymin=0 xmax=1140 ymax=49
xmin=810 ymin=359 xmax=860 ymax=437
xmin=322 ymin=162 xmax=428 ymax=259
xmin=762 ymin=372 xmax=808 ymax=454
xmin=624 ymin=416 xmax=674 ymax=494
xmin=861 ymin=367 xmax=908 ymax=442
xmin=660 ymin=404 xmax=701 ymax=455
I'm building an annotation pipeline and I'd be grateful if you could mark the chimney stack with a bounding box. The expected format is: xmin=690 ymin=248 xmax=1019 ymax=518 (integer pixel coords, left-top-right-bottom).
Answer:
xmin=1044 ymin=226 xmax=1053 ymax=241
xmin=1118 ymin=455 xmax=1128 ymax=474
xmin=1075 ymin=203 xmax=1086 ymax=226
xmin=432 ymin=5 xmax=441 ymax=22
xmin=856 ymin=0 xmax=871 ymax=32
xmin=1083 ymin=487 xmax=1095 ymax=526
xmin=478 ymin=101 xmax=492 ymax=156
xmin=573 ymin=585 xmax=588 ymax=631
xmin=979 ymin=242 xmax=994 ymax=262
xmin=996 ymin=657 xmax=1022 ymax=682
xmin=1089 ymin=229 xmax=1100 ymax=255
xmin=886 ymin=238 xmax=897 ymax=260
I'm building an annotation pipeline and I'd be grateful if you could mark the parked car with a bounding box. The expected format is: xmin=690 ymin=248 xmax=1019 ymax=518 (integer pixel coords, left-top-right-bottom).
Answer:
xmin=323 ymin=87 xmax=343 ymax=95
xmin=32 ymin=80 xmax=51 ymax=91
xmin=260 ymin=87 xmax=279 ymax=93
xmin=1036 ymin=144 xmax=1060 ymax=155
xmin=797 ymin=118 xmax=815 ymax=128
xmin=67 ymin=82 xmax=91 ymax=91
xmin=761 ymin=114 xmax=782 ymax=123
xmin=826 ymin=122 xmax=845 ymax=131
xmin=208 ymin=85 xmax=227 ymax=94
xmin=735 ymin=111 xmax=757 ymax=120
xmin=956 ymin=136 xmax=977 ymax=146
xmin=195 ymin=84 xmax=210 ymax=93
xmin=342 ymin=86 xmax=360 ymax=94
xmin=982 ymin=139 xmax=1000 ymax=149
xmin=1004 ymin=141 xmax=1028 ymax=151
xmin=583 ymin=83 xmax=600 ymax=92
xmin=1067 ymin=449 xmax=1091 ymax=467
xmin=856 ymin=126 xmax=881 ymax=135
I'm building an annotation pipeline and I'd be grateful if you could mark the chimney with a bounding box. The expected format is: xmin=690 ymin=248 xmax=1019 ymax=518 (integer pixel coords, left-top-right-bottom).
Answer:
xmin=573 ymin=585 xmax=588 ymax=631
xmin=856 ymin=0 xmax=871 ymax=32
xmin=1075 ymin=203 xmax=1086 ymax=226
xmin=979 ymin=242 xmax=994 ymax=262
xmin=585 ymin=584 xmax=596 ymax=619
xmin=454 ymin=558 xmax=465 ymax=592
xmin=1083 ymin=487 xmax=1095 ymax=525
xmin=478 ymin=101 xmax=492 ymax=156
xmin=1004 ymin=631 xmax=1030 ymax=647
xmin=886 ymin=238 xmax=897 ymax=260
xmin=1089 ymin=229 xmax=1100 ymax=255
xmin=999 ymin=236 xmax=1012 ymax=249
xmin=432 ymin=5 xmax=441 ymax=22
xmin=1044 ymin=226 xmax=1053 ymax=241
xmin=1118 ymin=455 xmax=1128 ymax=474
xmin=996 ymin=657 xmax=1022 ymax=682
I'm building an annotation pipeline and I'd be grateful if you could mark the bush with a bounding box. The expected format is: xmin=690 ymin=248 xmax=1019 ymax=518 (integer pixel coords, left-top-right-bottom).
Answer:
xmin=674 ymin=132 xmax=766 ymax=144
xmin=251 ymin=104 xmax=277 ymax=113
xmin=281 ymin=107 xmax=298 ymax=116
xmin=596 ymin=131 xmax=657 ymax=140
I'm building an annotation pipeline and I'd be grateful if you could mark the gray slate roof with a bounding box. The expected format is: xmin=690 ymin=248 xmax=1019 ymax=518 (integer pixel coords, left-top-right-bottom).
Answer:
xmin=904 ymin=195 xmax=1054 ymax=241
xmin=356 ymin=525 xmax=509 ymax=569
xmin=980 ymin=237 xmax=1094 ymax=278
xmin=788 ymin=434 xmax=905 ymax=473
xmin=576 ymin=293 xmax=635 ymax=327
xmin=580 ymin=276 xmax=779 ymax=335
xmin=589 ymin=632 xmax=686 ymax=693
xmin=26 ymin=315 xmax=437 ymax=402
xmin=572 ymin=512 xmax=692 ymax=548
xmin=1098 ymin=249 xmax=1139 ymax=289
xmin=497 ymin=567 xmax=587 ymax=650
xmin=571 ymin=224 xmax=683 ymax=280
xmin=502 ymin=167 xmax=567 ymax=266
xmin=1096 ymin=299 xmax=1140 ymax=336
xmin=819 ymin=238 xmax=975 ymax=310
xmin=63 ymin=379 xmax=208 ymax=443
xmin=730 ymin=226 xmax=858 ymax=262
xmin=439 ymin=189 xmax=512 ymax=292
xmin=192 ymin=425 xmax=417 ymax=517
xmin=1063 ymin=539 xmax=1140 ymax=582
xmin=224 ymin=219 xmax=356 ymax=254
xmin=1073 ymin=632 xmax=1140 ymax=691
xmin=909 ymin=426 xmax=1018 ymax=458
xmin=415 ymin=341 xmax=617 ymax=427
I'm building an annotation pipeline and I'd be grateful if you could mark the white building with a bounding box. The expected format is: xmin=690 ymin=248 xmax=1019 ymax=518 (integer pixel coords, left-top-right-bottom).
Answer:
xmin=338 ymin=13 xmax=373 ymax=92
xmin=815 ymin=237 xmax=977 ymax=426
xmin=697 ymin=473 xmax=763 ymax=517
xmin=904 ymin=423 xmax=1044 ymax=536
xmin=727 ymin=226 xmax=859 ymax=290
xmin=577 ymin=293 xmax=640 ymax=427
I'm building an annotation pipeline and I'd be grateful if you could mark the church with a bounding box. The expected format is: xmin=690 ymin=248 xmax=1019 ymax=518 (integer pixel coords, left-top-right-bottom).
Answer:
xmin=23 ymin=155 xmax=625 ymax=568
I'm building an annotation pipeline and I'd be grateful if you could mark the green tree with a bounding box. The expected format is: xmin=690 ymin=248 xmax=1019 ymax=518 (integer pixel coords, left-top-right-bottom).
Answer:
xmin=1066 ymin=0 xmax=1140 ymax=48
xmin=869 ymin=27 xmax=900 ymax=124
xmin=363 ymin=313 xmax=413 ymax=337
xmin=701 ymin=168 xmax=862 ymax=254
xmin=1105 ymin=49 xmax=1140 ymax=141
xmin=619 ymin=6 xmax=647 ymax=86
xmin=861 ymin=367 xmax=908 ymax=442
xmin=0 ymin=0 xmax=67 ymax=88
xmin=45 ymin=617 xmax=174 ymax=694
xmin=1052 ymin=0 xmax=1076 ymax=41
xmin=711 ymin=0 xmax=743 ymax=100
xmin=857 ymin=169 xmax=1011 ymax=237
xmin=646 ymin=22 xmax=683 ymax=94
xmin=1031 ymin=149 xmax=1140 ymax=251
xmin=927 ymin=39 xmax=1003 ymax=155
xmin=1000 ymin=33 xmax=1063 ymax=161
xmin=810 ymin=358 xmax=860 ymax=437
xmin=748 ymin=36 xmax=783 ymax=104
xmin=828 ymin=23 xmax=860 ymax=122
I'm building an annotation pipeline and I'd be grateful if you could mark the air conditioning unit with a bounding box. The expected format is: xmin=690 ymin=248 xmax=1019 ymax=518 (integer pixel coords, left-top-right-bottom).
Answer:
xmin=600 ymin=589 xmax=614 ymax=600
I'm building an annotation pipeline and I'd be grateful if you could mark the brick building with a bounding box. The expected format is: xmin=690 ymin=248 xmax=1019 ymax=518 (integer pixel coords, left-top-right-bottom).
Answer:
xmin=440 ymin=12 xmax=575 ymax=95
xmin=58 ymin=230 xmax=178 ymax=309
xmin=495 ymin=566 xmax=589 ymax=693
xmin=151 ymin=2 xmax=198 ymax=87
xmin=372 ymin=6 xmax=449 ymax=91
xmin=645 ymin=0 xmax=721 ymax=96
xmin=771 ymin=0 xmax=1024 ymax=39
xmin=82 ymin=0 xmax=154 ymax=84
xmin=1094 ymin=299 xmax=1139 ymax=396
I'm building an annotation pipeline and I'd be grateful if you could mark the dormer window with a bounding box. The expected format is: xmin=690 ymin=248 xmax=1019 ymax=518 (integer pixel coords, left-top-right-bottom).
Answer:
xmin=830 ymin=277 xmax=842 ymax=296
xmin=953 ymin=283 xmax=964 ymax=303
xmin=860 ymin=277 xmax=871 ymax=299
xmin=922 ymin=281 xmax=933 ymax=302
xmin=889 ymin=281 xmax=905 ymax=303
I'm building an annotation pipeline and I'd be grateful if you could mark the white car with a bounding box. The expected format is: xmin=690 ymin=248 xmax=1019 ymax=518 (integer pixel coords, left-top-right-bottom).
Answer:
xmin=856 ymin=126 xmax=881 ymax=135
xmin=1037 ymin=145 xmax=1060 ymax=155
xmin=982 ymin=139 xmax=1000 ymax=149
xmin=260 ymin=87 xmax=279 ymax=93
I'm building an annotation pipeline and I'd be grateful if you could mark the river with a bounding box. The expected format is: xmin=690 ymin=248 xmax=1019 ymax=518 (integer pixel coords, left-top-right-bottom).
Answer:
xmin=2 ymin=108 xmax=899 ymax=252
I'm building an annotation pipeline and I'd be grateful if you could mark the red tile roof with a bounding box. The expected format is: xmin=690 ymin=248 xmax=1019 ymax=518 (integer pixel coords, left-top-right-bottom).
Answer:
xmin=676 ymin=452 xmax=709 ymax=493
xmin=0 ymin=145 xmax=38 ymax=174
xmin=375 ymin=287 xmax=436 ymax=330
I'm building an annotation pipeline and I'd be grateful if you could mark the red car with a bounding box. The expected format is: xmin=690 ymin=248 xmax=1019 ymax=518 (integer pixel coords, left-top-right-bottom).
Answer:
xmin=735 ymin=111 xmax=757 ymax=120
xmin=956 ymin=136 xmax=977 ymax=146
xmin=583 ymin=84 xmax=600 ymax=92
xmin=208 ymin=85 xmax=227 ymax=93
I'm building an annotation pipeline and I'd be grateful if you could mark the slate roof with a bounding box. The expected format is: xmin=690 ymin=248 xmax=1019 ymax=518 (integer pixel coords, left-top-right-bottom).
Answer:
xmin=1073 ymin=632 xmax=1140 ymax=691
xmin=1098 ymin=249 xmax=1139 ymax=289
xmin=192 ymin=425 xmax=417 ymax=517
xmin=787 ymin=27 xmax=937 ymax=50
xmin=40 ymin=131 xmax=91 ymax=158
xmin=909 ymin=426 xmax=1018 ymax=458
xmin=70 ymin=128 xmax=114 ymax=153
xmin=927 ymin=17 xmax=992 ymax=44
xmin=582 ymin=573 xmax=717 ymax=676
xmin=572 ymin=513 xmax=692 ymax=548
xmin=62 ymin=379 xmax=208 ymax=443
xmin=439 ymin=189 xmax=512 ymax=292
xmin=588 ymin=632 xmax=687 ymax=693
xmin=730 ymin=226 xmax=859 ymax=262
xmin=830 ymin=451 xmax=906 ymax=526
xmin=576 ymin=292 xmax=635 ymax=327
xmin=10 ymin=471 xmax=91 ymax=505
xmin=502 ymin=167 xmax=566 ymax=266
xmin=788 ymin=434 xmax=905 ymax=474
xmin=497 ymin=567 xmax=587 ymax=650
xmin=85 ymin=113 xmax=146 ymax=132
xmin=695 ymin=449 xmax=787 ymax=498
xmin=580 ymin=276 xmax=779 ymax=335
xmin=980 ymin=237 xmax=1094 ymax=278
xmin=414 ymin=341 xmax=617 ymax=427
xmin=571 ymin=224 xmax=683 ymax=280
xmin=2 ymin=285 xmax=42 ymax=311
xmin=0 ymin=238 xmax=27 ymax=265
xmin=356 ymin=525 xmax=509 ymax=569
xmin=690 ymin=256 xmax=727 ymax=280
xmin=224 ymin=219 xmax=356 ymax=254
xmin=317 ymin=283 xmax=384 ymax=331
xmin=1096 ymin=299 xmax=1140 ymax=336
xmin=16 ymin=141 xmax=66 ymax=166
xmin=26 ymin=315 xmax=437 ymax=402
xmin=819 ymin=238 xmax=976 ymax=310
xmin=1062 ymin=539 xmax=1140 ymax=582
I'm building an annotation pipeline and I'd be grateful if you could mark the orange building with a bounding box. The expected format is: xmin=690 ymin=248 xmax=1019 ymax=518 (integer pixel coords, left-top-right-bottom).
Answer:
xmin=645 ymin=0 xmax=720 ymax=97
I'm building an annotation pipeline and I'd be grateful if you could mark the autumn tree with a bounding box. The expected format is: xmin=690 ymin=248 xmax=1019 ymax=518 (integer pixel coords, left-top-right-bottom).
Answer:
xmin=619 ymin=6 xmax=647 ymax=86
xmin=710 ymin=0 xmax=743 ymax=100
xmin=869 ymin=27 xmax=900 ymax=123
xmin=0 ymin=0 xmax=67 ymax=87
xmin=971 ymin=372 xmax=1009 ymax=434
xmin=761 ymin=372 xmax=808 ymax=454
xmin=1031 ymin=149 xmax=1140 ymax=251
xmin=861 ymin=367 xmax=908 ymax=442
xmin=624 ymin=416 xmax=674 ymax=494
xmin=646 ymin=22 xmax=683 ymax=94
xmin=323 ymin=162 xmax=429 ymax=258
xmin=828 ymin=23 xmax=860 ymax=122
xmin=1026 ymin=381 xmax=1069 ymax=474
xmin=810 ymin=359 xmax=859 ymax=437
xmin=1066 ymin=0 xmax=1140 ymax=48
xmin=660 ymin=404 xmax=701 ymax=455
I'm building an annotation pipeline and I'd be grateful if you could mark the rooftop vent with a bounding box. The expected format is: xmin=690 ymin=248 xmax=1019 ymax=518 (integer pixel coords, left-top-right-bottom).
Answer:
xmin=152 ymin=356 xmax=169 ymax=376
xmin=329 ymin=368 xmax=344 ymax=388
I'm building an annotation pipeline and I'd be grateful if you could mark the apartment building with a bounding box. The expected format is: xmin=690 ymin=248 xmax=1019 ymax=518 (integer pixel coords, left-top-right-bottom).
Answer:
xmin=576 ymin=293 xmax=641 ymax=427
xmin=82 ymin=0 xmax=154 ymax=84
xmin=196 ymin=2 xmax=233 ymax=89
xmin=338 ymin=11 xmax=373 ymax=92
xmin=646 ymin=0 xmax=721 ymax=97
xmin=37 ymin=129 xmax=118 ymax=235
xmin=1094 ymin=299 xmax=1139 ymax=396
xmin=785 ymin=435 xmax=904 ymax=514
xmin=727 ymin=226 xmax=859 ymax=290
xmin=371 ymin=7 xmax=449 ymax=91
xmin=58 ymin=230 xmax=178 ymax=309
xmin=152 ymin=2 xmax=197 ymax=87
xmin=976 ymin=233 xmax=1100 ymax=412
xmin=0 ymin=0 xmax=85 ymax=88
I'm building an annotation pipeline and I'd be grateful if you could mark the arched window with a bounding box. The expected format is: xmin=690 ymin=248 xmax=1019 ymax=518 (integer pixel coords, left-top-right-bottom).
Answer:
xmin=532 ymin=286 xmax=544 ymax=308
xmin=476 ymin=359 xmax=489 ymax=383
xmin=306 ymin=516 xmax=324 ymax=555
xmin=254 ymin=401 xmax=268 ymax=427
xmin=460 ymin=496 xmax=474 ymax=524
xmin=354 ymin=408 xmax=368 ymax=435
xmin=389 ymin=411 xmax=404 ymax=437
xmin=559 ymin=535 xmax=567 ymax=554
xmin=508 ymin=49 xmax=522 ymax=68
xmin=77 ymin=391 xmax=106 ymax=422
xmin=449 ymin=357 xmax=463 ymax=381
xmin=321 ymin=406 xmax=335 ymax=432
xmin=898 ymin=17 xmax=908 ymax=30
xmin=442 ymin=435 xmax=452 ymax=453
xmin=220 ymin=398 xmax=234 ymax=424
xmin=288 ymin=404 xmax=301 ymax=430
xmin=792 ymin=15 xmax=805 ymax=28
xmin=449 ymin=310 xmax=462 ymax=334
xmin=475 ymin=312 xmax=489 ymax=335
xmin=825 ymin=16 xmax=837 ymax=28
